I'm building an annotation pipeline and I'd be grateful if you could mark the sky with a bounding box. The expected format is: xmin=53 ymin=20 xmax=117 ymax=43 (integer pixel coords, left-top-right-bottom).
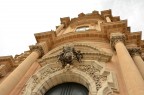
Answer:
xmin=0 ymin=0 xmax=144 ymax=56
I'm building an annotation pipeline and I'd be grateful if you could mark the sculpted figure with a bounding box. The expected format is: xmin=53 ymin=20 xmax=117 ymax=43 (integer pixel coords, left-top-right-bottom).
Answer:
xmin=58 ymin=46 xmax=83 ymax=67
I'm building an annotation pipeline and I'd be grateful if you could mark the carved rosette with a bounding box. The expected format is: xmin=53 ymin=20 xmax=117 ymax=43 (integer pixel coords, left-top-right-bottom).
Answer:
xmin=29 ymin=45 xmax=45 ymax=58
xmin=110 ymin=33 xmax=126 ymax=50
xmin=128 ymin=47 xmax=141 ymax=56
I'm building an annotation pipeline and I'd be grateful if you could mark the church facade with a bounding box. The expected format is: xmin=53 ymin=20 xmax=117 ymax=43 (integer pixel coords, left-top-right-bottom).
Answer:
xmin=0 ymin=9 xmax=144 ymax=95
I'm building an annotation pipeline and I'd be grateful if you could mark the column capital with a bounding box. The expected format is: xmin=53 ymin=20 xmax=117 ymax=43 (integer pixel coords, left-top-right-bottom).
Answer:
xmin=128 ymin=47 xmax=141 ymax=56
xmin=29 ymin=44 xmax=45 ymax=58
xmin=110 ymin=32 xmax=126 ymax=49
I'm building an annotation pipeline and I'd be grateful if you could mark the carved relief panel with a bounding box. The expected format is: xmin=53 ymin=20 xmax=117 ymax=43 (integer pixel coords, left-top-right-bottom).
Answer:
xmin=22 ymin=43 xmax=118 ymax=95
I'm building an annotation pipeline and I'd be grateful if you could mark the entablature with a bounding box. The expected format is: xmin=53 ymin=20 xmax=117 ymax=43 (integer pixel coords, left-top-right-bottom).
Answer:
xmin=101 ymin=9 xmax=112 ymax=21
xmin=101 ymin=20 xmax=128 ymax=38
xmin=34 ymin=9 xmax=144 ymax=58
xmin=34 ymin=29 xmax=143 ymax=56
xmin=141 ymin=40 xmax=144 ymax=60
xmin=112 ymin=16 xmax=120 ymax=22
xmin=126 ymin=32 xmax=142 ymax=46
xmin=0 ymin=56 xmax=15 ymax=78
xmin=34 ymin=30 xmax=109 ymax=51
xmin=0 ymin=56 xmax=14 ymax=67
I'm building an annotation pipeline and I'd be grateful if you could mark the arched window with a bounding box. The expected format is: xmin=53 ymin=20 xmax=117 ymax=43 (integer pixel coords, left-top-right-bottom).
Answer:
xmin=76 ymin=26 xmax=89 ymax=32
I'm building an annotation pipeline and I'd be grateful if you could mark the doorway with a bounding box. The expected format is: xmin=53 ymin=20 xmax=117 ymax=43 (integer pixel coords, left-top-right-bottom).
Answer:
xmin=44 ymin=82 xmax=88 ymax=95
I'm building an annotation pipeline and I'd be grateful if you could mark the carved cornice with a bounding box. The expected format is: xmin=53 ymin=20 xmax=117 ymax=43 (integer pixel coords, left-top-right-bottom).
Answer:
xmin=60 ymin=17 xmax=70 ymax=28
xmin=126 ymin=32 xmax=142 ymax=46
xmin=39 ymin=43 xmax=112 ymax=66
xmin=127 ymin=47 xmax=141 ymax=56
xmin=0 ymin=56 xmax=15 ymax=73
xmin=69 ymin=11 xmax=104 ymax=28
xmin=112 ymin=16 xmax=120 ymax=22
xmin=101 ymin=9 xmax=112 ymax=20
xmin=101 ymin=20 xmax=127 ymax=38
xmin=70 ymin=18 xmax=99 ymax=28
xmin=14 ymin=51 xmax=31 ymax=65
xmin=54 ymin=32 xmax=108 ymax=48
xmin=0 ymin=56 xmax=14 ymax=66
xmin=29 ymin=45 xmax=45 ymax=58
xmin=110 ymin=33 xmax=126 ymax=50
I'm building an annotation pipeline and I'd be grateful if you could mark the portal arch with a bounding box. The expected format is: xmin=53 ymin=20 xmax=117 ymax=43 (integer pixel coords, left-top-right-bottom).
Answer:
xmin=22 ymin=61 xmax=119 ymax=95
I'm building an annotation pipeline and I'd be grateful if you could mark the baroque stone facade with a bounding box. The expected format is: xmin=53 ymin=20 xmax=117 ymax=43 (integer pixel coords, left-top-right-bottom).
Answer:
xmin=0 ymin=9 xmax=144 ymax=95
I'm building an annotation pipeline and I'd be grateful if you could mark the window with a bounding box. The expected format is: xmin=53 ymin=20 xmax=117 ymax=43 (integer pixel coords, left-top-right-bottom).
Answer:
xmin=76 ymin=26 xmax=89 ymax=32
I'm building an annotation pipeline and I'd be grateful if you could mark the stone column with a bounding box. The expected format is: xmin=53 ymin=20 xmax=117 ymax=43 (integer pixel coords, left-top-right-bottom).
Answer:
xmin=128 ymin=47 xmax=144 ymax=79
xmin=110 ymin=33 xmax=144 ymax=95
xmin=56 ymin=24 xmax=64 ymax=34
xmin=106 ymin=16 xmax=111 ymax=22
xmin=0 ymin=44 xmax=44 ymax=95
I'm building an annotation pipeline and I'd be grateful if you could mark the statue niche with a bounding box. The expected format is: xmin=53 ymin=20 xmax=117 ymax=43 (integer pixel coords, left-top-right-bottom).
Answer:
xmin=58 ymin=46 xmax=83 ymax=67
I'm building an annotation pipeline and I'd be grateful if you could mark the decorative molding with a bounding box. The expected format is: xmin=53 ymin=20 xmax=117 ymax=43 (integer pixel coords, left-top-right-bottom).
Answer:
xmin=0 ymin=56 xmax=14 ymax=72
xmin=69 ymin=12 xmax=104 ymax=28
xmin=54 ymin=32 xmax=108 ymax=48
xmin=110 ymin=33 xmax=126 ymax=50
xmin=101 ymin=20 xmax=127 ymax=36
xmin=0 ymin=65 xmax=6 ymax=78
xmin=77 ymin=61 xmax=119 ymax=94
xmin=14 ymin=51 xmax=31 ymax=66
xmin=29 ymin=44 xmax=45 ymax=58
xmin=127 ymin=47 xmax=141 ymax=56
xmin=22 ymin=60 xmax=119 ymax=95
xmin=77 ymin=64 xmax=103 ymax=91
xmin=39 ymin=43 xmax=112 ymax=66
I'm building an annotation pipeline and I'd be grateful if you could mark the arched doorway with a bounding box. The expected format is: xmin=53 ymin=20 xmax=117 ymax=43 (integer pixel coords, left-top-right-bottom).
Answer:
xmin=22 ymin=60 xmax=119 ymax=95
xmin=44 ymin=82 xmax=88 ymax=95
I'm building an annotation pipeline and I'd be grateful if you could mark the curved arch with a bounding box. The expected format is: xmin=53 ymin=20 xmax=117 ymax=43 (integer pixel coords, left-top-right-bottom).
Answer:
xmin=22 ymin=60 xmax=119 ymax=95
xmin=22 ymin=66 xmax=97 ymax=95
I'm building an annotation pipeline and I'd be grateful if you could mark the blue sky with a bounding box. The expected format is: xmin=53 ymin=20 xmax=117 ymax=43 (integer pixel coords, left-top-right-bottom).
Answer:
xmin=0 ymin=0 xmax=144 ymax=56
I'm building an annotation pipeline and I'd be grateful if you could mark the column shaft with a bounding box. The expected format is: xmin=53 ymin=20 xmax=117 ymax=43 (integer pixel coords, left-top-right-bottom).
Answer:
xmin=0 ymin=51 xmax=40 ymax=95
xmin=133 ymin=55 xmax=144 ymax=79
xmin=115 ymin=42 xmax=144 ymax=95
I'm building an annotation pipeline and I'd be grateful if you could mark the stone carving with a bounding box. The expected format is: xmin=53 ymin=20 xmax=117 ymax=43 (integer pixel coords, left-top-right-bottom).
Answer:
xmin=14 ymin=50 xmax=31 ymax=65
xmin=29 ymin=44 xmax=44 ymax=58
xmin=58 ymin=46 xmax=83 ymax=67
xmin=110 ymin=33 xmax=126 ymax=50
xmin=128 ymin=47 xmax=141 ymax=56
xmin=64 ymin=64 xmax=73 ymax=71
xmin=0 ymin=65 xmax=6 ymax=78
xmin=22 ymin=61 xmax=119 ymax=95
xmin=39 ymin=43 xmax=112 ymax=66
xmin=25 ymin=65 xmax=62 ymax=91
xmin=77 ymin=64 xmax=103 ymax=91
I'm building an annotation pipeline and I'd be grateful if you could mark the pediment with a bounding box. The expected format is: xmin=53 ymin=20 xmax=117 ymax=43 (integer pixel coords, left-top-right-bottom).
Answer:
xmin=39 ymin=42 xmax=112 ymax=66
